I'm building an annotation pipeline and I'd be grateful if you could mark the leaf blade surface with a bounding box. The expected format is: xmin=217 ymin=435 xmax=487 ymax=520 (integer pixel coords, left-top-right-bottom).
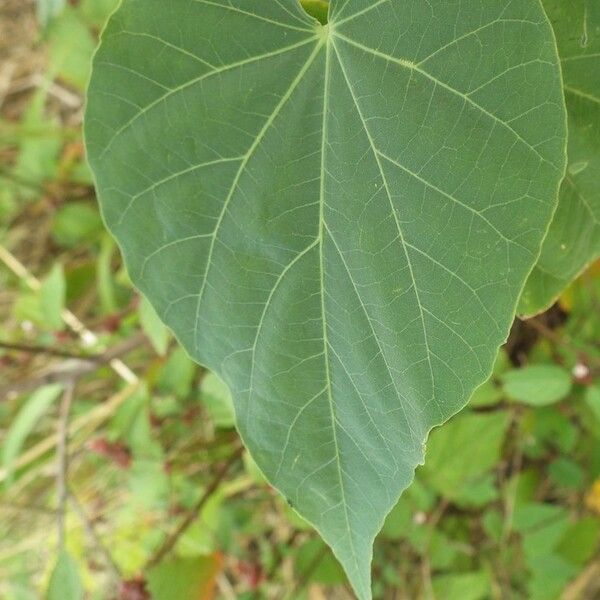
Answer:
xmin=85 ymin=1 xmax=567 ymax=596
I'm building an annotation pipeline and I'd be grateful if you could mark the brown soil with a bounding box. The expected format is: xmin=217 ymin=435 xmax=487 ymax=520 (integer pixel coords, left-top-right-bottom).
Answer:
xmin=0 ymin=0 xmax=38 ymax=61
xmin=0 ymin=0 xmax=44 ymax=117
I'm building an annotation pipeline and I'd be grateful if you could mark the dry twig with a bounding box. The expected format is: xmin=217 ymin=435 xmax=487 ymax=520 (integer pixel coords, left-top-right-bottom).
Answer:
xmin=56 ymin=382 xmax=74 ymax=549
xmin=146 ymin=444 xmax=244 ymax=569
xmin=0 ymin=332 xmax=147 ymax=398
xmin=69 ymin=488 xmax=122 ymax=585
xmin=0 ymin=243 xmax=138 ymax=385
xmin=0 ymin=340 xmax=95 ymax=360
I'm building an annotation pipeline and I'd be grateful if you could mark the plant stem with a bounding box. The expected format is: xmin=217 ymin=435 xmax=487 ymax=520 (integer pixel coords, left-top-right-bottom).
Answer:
xmin=56 ymin=382 xmax=75 ymax=549
xmin=69 ymin=488 xmax=122 ymax=585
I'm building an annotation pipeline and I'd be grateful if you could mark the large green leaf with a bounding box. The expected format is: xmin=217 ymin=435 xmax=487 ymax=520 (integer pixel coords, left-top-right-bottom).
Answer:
xmin=85 ymin=1 xmax=566 ymax=597
xmin=501 ymin=364 xmax=572 ymax=406
xmin=520 ymin=0 xmax=600 ymax=315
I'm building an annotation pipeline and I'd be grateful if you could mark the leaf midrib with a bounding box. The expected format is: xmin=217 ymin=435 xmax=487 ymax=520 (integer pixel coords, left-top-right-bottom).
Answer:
xmin=318 ymin=32 xmax=364 ymax=594
xmin=330 ymin=37 xmax=437 ymax=415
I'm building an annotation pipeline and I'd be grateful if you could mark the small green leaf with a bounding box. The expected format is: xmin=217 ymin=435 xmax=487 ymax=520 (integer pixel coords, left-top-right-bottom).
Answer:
xmin=127 ymin=396 xmax=162 ymax=460
xmin=97 ymin=235 xmax=118 ymax=314
xmin=431 ymin=571 xmax=491 ymax=600
xmin=380 ymin=498 xmax=412 ymax=540
xmin=36 ymin=0 xmax=66 ymax=29
xmin=78 ymin=0 xmax=120 ymax=28
xmin=157 ymin=347 xmax=196 ymax=397
xmin=522 ymin=516 xmax=570 ymax=570
xmin=12 ymin=293 xmax=44 ymax=327
xmin=585 ymin=385 xmax=600 ymax=424
xmin=139 ymin=295 xmax=170 ymax=355
xmin=146 ymin=554 xmax=222 ymax=600
xmin=420 ymin=412 xmax=509 ymax=505
xmin=469 ymin=346 xmax=508 ymax=407
xmin=40 ymin=264 xmax=66 ymax=331
xmin=527 ymin=554 xmax=576 ymax=600
xmin=200 ymin=372 xmax=235 ymax=429
xmin=3 ymin=384 xmax=63 ymax=486
xmin=295 ymin=539 xmax=346 ymax=586
xmin=52 ymin=203 xmax=104 ymax=247
xmin=46 ymin=550 xmax=83 ymax=600
xmin=548 ymin=457 xmax=583 ymax=490
xmin=176 ymin=494 xmax=223 ymax=556
xmin=128 ymin=459 xmax=169 ymax=509
xmin=513 ymin=503 xmax=576 ymax=599
xmin=13 ymin=91 xmax=61 ymax=199
xmin=482 ymin=510 xmax=503 ymax=542
xmin=469 ymin=378 xmax=502 ymax=408
xmin=242 ymin=450 xmax=267 ymax=486
xmin=512 ymin=502 xmax=566 ymax=533
xmin=47 ymin=7 xmax=96 ymax=90
xmin=502 ymin=365 xmax=572 ymax=406
xmin=556 ymin=517 xmax=600 ymax=566
xmin=110 ymin=385 xmax=150 ymax=444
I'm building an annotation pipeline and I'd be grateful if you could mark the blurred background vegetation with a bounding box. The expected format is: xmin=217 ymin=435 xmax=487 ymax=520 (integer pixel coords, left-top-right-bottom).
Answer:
xmin=1 ymin=1 xmax=600 ymax=599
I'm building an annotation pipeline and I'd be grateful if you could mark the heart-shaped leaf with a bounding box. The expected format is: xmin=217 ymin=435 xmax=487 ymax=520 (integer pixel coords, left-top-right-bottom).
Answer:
xmin=85 ymin=1 xmax=566 ymax=597
xmin=520 ymin=0 xmax=600 ymax=315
